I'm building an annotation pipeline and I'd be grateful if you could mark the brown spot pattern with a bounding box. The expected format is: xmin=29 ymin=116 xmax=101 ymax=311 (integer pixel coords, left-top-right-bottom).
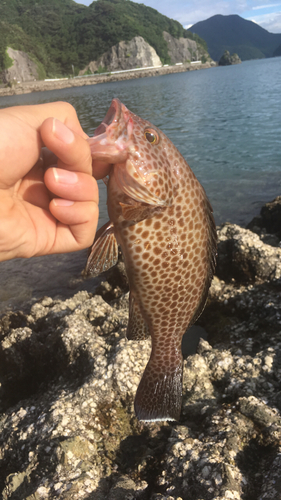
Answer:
xmin=100 ymin=100 xmax=217 ymax=421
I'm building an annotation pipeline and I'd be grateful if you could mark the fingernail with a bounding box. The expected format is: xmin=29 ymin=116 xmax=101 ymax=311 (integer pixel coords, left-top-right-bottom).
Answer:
xmin=53 ymin=168 xmax=78 ymax=184
xmin=53 ymin=118 xmax=75 ymax=144
xmin=53 ymin=199 xmax=74 ymax=206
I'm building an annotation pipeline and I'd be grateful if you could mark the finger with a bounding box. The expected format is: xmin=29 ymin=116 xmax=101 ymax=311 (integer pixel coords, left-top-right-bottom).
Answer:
xmin=6 ymin=101 xmax=87 ymax=139
xmin=44 ymin=167 xmax=99 ymax=203
xmin=19 ymin=160 xmax=51 ymax=210
xmin=48 ymin=200 xmax=99 ymax=251
xmin=40 ymin=118 xmax=92 ymax=175
xmin=0 ymin=102 xmax=87 ymax=186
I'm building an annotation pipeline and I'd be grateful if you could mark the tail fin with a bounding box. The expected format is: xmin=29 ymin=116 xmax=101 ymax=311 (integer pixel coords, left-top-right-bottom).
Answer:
xmin=134 ymin=359 xmax=182 ymax=422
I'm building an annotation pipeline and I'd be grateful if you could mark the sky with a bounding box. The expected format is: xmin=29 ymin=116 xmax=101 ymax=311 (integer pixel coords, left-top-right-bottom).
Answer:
xmin=74 ymin=0 xmax=281 ymax=33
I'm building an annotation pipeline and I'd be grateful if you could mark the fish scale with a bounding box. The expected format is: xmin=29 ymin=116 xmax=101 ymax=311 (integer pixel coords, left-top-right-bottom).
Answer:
xmin=85 ymin=98 xmax=217 ymax=422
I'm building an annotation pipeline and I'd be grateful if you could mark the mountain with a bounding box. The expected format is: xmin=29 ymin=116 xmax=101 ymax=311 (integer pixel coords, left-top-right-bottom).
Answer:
xmin=190 ymin=14 xmax=281 ymax=61
xmin=274 ymin=43 xmax=281 ymax=56
xmin=0 ymin=0 xmax=208 ymax=78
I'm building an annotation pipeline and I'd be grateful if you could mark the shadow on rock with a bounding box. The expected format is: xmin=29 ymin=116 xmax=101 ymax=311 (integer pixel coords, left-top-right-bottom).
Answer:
xmin=0 ymin=300 xmax=94 ymax=412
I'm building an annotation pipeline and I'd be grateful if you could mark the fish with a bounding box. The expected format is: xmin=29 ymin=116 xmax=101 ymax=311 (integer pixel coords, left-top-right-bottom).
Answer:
xmin=84 ymin=98 xmax=217 ymax=422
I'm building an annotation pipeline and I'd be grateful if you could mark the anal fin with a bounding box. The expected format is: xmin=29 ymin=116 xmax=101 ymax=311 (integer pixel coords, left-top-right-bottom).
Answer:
xmin=127 ymin=293 xmax=150 ymax=340
xmin=82 ymin=221 xmax=118 ymax=277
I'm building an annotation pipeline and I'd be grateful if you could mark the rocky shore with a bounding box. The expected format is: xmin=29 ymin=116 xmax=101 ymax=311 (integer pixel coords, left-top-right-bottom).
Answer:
xmin=0 ymin=62 xmax=214 ymax=97
xmin=1 ymin=197 xmax=281 ymax=500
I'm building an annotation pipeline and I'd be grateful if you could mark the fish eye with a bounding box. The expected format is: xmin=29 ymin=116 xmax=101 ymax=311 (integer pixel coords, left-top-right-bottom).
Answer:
xmin=144 ymin=128 xmax=159 ymax=145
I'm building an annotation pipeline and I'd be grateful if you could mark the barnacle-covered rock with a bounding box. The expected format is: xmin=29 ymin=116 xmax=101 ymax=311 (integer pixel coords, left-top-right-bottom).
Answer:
xmin=1 ymin=198 xmax=281 ymax=499
xmin=216 ymin=223 xmax=281 ymax=283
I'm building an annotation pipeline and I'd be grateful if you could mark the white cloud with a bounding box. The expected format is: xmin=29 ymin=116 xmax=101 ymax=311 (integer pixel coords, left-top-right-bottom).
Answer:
xmin=75 ymin=0 xmax=281 ymax=33
xmin=248 ymin=11 xmax=281 ymax=31
xmin=252 ymin=3 xmax=281 ymax=10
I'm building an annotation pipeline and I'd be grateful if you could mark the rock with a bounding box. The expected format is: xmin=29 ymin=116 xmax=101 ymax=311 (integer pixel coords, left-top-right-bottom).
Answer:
xmin=163 ymin=31 xmax=208 ymax=64
xmin=259 ymin=454 xmax=281 ymax=498
xmin=216 ymin=223 xmax=281 ymax=283
xmin=247 ymin=195 xmax=281 ymax=243
xmin=1 ymin=198 xmax=281 ymax=499
xmin=1 ymin=273 xmax=281 ymax=499
xmin=94 ymin=251 xmax=129 ymax=302
xmin=80 ymin=36 xmax=162 ymax=74
xmin=218 ymin=50 xmax=241 ymax=66
xmin=1 ymin=47 xmax=40 ymax=84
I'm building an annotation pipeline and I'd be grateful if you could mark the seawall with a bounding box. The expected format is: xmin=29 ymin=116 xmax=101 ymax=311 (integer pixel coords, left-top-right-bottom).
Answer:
xmin=0 ymin=62 xmax=214 ymax=97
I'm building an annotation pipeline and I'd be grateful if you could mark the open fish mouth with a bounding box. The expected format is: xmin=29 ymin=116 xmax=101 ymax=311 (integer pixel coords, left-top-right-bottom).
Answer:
xmin=87 ymin=98 xmax=133 ymax=163
xmin=93 ymin=98 xmax=122 ymax=137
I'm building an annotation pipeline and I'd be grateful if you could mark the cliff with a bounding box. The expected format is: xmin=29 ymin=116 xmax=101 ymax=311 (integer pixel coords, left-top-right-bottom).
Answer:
xmin=79 ymin=36 xmax=162 ymax=75
xmin=163 ymin=31 xmax=208 ymax=63
xmin=1 ymin=47 xmax=40 ymax=84
xmin=80 ymin=33 xmax=211 ymax=76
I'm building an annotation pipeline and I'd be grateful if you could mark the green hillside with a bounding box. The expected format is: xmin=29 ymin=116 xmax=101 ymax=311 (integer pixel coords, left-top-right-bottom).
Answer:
xmin=191 ymin=14 xmax=281 ymax=61
xmin=0 ymin=0 xmax=207 ymax=78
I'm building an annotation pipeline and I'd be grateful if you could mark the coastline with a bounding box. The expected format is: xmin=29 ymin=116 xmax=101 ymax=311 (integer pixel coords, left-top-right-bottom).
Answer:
xmin=0 ymin=62 xmax=214 ymax=97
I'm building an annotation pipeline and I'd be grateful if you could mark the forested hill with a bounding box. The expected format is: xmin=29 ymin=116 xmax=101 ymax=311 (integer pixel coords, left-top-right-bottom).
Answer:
xmin=0 ymin=0 xmax=207 ymax=78
xmin=191 ymin=14 xmax=281 ymax=61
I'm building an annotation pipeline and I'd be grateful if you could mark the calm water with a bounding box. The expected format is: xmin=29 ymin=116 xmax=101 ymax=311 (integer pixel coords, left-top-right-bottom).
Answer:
xmin=1 ymin=58 xmax=280 ymax=312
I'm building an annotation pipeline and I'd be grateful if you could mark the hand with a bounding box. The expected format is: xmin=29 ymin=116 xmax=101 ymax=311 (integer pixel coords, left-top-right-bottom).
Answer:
xmin=0 ymin=102 xmax=110 ymax=262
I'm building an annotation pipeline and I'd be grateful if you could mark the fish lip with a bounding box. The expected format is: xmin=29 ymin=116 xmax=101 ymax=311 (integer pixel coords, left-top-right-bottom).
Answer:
xmin=88 ymin=99 xmax=134 ymax=163
xmin=93 ymin=98 xmax=122 ymax=137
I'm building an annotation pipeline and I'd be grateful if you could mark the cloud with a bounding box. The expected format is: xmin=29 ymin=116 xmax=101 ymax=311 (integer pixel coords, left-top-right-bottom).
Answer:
xmin=167 ymin=1 xmax=242 ymax=27
xmin=74 ymin=0 xmax=281 ymax=33
xmin=248 ymin=11 xmax=281 ymax=31
xmin=252 ymin=3 xmax=281 ymax=10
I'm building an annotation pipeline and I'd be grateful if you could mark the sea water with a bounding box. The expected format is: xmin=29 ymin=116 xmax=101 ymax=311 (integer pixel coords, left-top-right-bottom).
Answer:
xmin=0 ymin=58 xmax=280 ymax=311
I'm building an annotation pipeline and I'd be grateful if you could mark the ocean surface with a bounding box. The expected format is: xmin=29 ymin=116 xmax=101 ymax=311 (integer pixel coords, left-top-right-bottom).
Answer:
xmin=0 ymin=58 xmax=280 ymax=312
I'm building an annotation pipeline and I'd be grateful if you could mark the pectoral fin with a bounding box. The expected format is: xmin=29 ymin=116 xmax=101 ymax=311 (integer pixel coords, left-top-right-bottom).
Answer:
xmin=120 ymin=202 xmax=163 ymax=223
xmin=127 ymin=293 xmax=150 ymax=340
xmin=115 ymin=160 xmax=174 ymax=207
xmin=83 ymin=221 xmax=118 ymax=277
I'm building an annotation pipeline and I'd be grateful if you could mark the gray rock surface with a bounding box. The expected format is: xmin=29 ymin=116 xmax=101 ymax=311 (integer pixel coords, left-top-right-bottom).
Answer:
xmin=247 ymin=195 xmax=281 ymax=244
xmin=163 ymin=31 xmax=209 ymax=64
xmin=1 ymin=204 xmax=281 ymax=499
xmin=80 ymin=36 xmax=162 ymax=74
xmin=2 ymin=47 xmax=39 ymax=83
xmin=216 ymin=223 xmax=281 ymax=283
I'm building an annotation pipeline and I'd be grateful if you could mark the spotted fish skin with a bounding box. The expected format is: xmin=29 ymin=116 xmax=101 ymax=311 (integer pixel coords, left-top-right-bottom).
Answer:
xmin=85 ymin=99 xmax=217 ymax=422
